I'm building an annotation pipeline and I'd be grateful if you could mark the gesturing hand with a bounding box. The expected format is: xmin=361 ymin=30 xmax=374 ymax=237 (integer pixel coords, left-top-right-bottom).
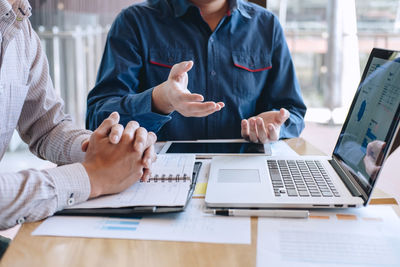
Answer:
xmin=363 ymin=140 xmax=386 ymax=178
xmin=152 ymin=61 xmax=225 ymax=117
xmin=82 ymin=113 xmax=157 ymax=198
xmin=241 ymin=108 xmax=290 ymax=144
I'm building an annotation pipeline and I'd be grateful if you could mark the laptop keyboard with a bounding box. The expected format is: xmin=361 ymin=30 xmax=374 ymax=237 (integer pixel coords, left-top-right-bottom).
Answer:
xmin=267 ymin=160 xmax=340 ymax=198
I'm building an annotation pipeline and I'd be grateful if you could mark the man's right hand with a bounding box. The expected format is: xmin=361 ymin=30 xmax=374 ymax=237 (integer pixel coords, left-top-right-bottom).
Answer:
xmin=152 ymin=61 xmax=225 ymax=117
xmin=82 ymin=113 xmax=157 ymax=199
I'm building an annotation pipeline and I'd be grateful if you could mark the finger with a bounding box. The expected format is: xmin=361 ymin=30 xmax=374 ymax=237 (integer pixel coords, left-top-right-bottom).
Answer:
xmin=256 ymin=117 xmax=268 ymax=144
xmin=109 ymin=124 xmax=124 ymax=144
xmin=241 ymin=119 xmax=250 ymax=140
xmin=179 ymin=102 xmax=222 ymax=117
xmin=276 ymin=108 xmax=290 ymax=125
xmin=121 ymin=121 xmax=139 ymax=144
xmin=178 ymin=93 xmax=204 ymax=103
xmin=81 ymin=139 xmax=89 ymax=152
xmin=95 ymin=112 xmax=120 ymax=137
xmin=169 ymin=61 xmax=193 ymax=80
xmin=267 ymin=123 xmax=279 ymax=141
xmin=142 ymin=145 xmax=155 ymax=169
xmin=216 ymin=102 xmax=225 ymax=109
xmin=140 ymin=168 xmax=151 ymax=182
xmin=133 ymin=127 xmax=148 ymax=153
xmin=248 ymin=118 xmax=259 ymax=143
xmin=144 ymin=132 xmax=157 ymax=149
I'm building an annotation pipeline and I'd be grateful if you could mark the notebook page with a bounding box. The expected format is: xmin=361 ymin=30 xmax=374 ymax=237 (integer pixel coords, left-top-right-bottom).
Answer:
xmin=67 ymin=154 xmax=196 ymax=209
xmin=150 ymin=154 xmax=196 ymax=180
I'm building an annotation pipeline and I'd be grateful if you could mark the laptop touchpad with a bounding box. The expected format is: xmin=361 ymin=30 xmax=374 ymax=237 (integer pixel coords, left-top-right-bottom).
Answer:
xmin=217 ymin=169 xmax=260 ymax=183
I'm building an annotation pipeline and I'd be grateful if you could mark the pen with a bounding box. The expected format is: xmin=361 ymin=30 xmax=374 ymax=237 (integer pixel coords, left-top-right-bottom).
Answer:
xmin=207 ymin=209 xmax=309 ymax=218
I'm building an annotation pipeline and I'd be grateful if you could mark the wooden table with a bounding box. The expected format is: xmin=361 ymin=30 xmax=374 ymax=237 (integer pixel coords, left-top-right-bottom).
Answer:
xmin=1 ymin=138 xmax=397 ymax=267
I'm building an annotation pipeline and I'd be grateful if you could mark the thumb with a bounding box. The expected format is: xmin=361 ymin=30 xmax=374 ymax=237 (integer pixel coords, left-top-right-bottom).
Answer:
xmin=81 ymin=139 xmax=89 ymax=152
xmin=276 ymin=108 xmax=290 ymax=125
xmin=169 ymin=61 xmax=193 ymax=80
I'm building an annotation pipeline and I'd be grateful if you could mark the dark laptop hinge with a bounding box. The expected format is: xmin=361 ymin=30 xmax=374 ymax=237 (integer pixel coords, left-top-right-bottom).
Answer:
xmin=329 ymin=158 xmax=367 ymax=202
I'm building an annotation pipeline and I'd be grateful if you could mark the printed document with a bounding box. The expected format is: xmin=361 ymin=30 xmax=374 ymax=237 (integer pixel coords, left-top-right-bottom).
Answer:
xmin=33 ymin=199 xmax=251 ymax=244
xmin=257 ymin=206 xmax=400 ymax=267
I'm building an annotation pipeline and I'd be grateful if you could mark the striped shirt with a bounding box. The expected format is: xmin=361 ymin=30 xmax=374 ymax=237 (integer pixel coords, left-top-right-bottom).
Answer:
xmin=0 ymin=0 xmax=92 ymax=230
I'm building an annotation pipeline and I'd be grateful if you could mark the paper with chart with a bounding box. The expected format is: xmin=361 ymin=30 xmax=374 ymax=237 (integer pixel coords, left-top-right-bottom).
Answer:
xmin=67 ymin=154 xmax=195 ymax=208
xmin=33 ymin=199 xmax=251 ymax=244
xmin=257 ymin=206 xmax=400 ymax=267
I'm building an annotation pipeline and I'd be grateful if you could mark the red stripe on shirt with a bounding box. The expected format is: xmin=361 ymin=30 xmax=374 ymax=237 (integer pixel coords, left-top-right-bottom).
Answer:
xmin=149 ymin=60 xmax=173 ymax=68
xmin=234 ymin=63 xmax=272 ymax=72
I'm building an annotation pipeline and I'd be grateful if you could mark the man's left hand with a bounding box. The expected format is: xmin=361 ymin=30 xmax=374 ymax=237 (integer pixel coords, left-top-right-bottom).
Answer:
xmin=241 ymin=108 xmax=290 ymax=144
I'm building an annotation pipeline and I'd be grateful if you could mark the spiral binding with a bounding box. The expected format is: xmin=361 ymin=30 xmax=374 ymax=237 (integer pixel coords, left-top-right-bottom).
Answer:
xmin=141 ymin=173 xmax=191 ymax=183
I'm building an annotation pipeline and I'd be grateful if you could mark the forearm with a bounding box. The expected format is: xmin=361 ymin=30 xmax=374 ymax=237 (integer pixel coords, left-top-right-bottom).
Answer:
xmin=0 ymin=163 xmax=90 ymax=230
xmin=87 ymin=88 xmax=171 ymax=132
xmin=30 ymin=120 xmax=91 ymax=165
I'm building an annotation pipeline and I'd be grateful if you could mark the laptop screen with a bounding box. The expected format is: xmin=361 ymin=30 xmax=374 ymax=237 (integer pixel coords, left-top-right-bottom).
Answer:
xmin=333 ymin=49 xmax=400 ymax=198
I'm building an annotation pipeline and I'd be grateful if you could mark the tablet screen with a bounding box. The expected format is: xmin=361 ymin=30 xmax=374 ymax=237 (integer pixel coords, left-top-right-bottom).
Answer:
xmin=165 ymin=142 xmax=265 ymax=154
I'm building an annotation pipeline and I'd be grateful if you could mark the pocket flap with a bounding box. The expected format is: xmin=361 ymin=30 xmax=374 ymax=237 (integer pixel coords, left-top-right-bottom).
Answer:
xmin=232 ymin=52 xmax=272 ymax=72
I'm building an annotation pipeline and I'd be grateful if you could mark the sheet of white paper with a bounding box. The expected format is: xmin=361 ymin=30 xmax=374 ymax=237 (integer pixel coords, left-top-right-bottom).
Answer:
xmin=257 ymin=206 xmax=400 ymax=267
xmin=70 ymin=182 xmax=191 ymax=208
xmin=67 ymin=154 xmax=195 ymax=209
xmin=270 ymin=140 xmax=299 ymax=156
xmin=33 ymin=199 xmax=251 ymax=244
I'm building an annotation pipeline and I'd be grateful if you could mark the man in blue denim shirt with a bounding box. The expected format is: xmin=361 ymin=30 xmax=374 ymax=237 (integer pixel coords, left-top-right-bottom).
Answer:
xmin=86 ymin=0 xmax=307 ymax=143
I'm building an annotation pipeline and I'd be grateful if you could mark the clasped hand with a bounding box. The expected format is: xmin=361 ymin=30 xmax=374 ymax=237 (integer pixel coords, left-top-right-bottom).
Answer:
xmin=82 ymin=112 xmax=157 ymax=198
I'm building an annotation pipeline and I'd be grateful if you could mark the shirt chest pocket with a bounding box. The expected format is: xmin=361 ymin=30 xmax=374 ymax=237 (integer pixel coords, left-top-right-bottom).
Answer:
xmin=148 ymin=49 xmax=195 ymax=88
xmin=232 ymin=52 xmax=272 ymax=97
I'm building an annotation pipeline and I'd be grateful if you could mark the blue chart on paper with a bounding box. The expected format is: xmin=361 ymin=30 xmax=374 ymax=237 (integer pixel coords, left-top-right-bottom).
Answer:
xmin=100 ymin=218 xmax=142 ymax=231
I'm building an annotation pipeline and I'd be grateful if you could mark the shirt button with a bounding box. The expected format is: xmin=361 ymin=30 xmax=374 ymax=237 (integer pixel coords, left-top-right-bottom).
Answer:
xmin=211 ymin=70 xmax=216 ymax=76
xmin=67 ymin=196 xmax=75 ymax=206
xmin=0 ymin=84 xmax=4 ymax=95
xmin=209 ymin=37 xmax=214 ymax=43
xmin=17 ymin=217 xmax=25 ymax=224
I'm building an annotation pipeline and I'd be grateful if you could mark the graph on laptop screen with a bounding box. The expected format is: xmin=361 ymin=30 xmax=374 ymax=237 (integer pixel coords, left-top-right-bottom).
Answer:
xmin=334 ymin=51 xmax=400 ymax=196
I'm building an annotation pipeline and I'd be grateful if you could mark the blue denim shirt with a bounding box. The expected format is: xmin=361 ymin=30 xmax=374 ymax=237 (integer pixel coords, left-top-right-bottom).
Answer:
xmin=86 ymin=0 xmax=307 ymax=141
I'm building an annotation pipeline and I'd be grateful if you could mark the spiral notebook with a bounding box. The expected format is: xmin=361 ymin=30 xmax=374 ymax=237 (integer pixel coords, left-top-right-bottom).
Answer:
xmin=57 ymin=154 xmax=200 ymax=216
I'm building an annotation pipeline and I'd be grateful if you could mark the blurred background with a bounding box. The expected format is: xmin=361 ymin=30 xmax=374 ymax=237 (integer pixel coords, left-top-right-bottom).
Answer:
xmin=2 ymin=0 xmax=399 ymax=167
xmin=25 ymin=0 xmax=400 ymax=127
xmin=1 ymin=0 xmax=400 ymax=238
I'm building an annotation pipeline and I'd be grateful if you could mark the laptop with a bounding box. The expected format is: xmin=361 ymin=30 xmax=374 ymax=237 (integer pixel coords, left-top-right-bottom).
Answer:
xmin=205 ymin=48 xmax=400 ymax=209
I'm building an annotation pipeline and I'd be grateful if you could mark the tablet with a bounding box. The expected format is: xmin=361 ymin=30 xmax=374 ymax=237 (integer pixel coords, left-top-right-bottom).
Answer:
xmin=159 ymin=140 xmax=272 ymax=156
